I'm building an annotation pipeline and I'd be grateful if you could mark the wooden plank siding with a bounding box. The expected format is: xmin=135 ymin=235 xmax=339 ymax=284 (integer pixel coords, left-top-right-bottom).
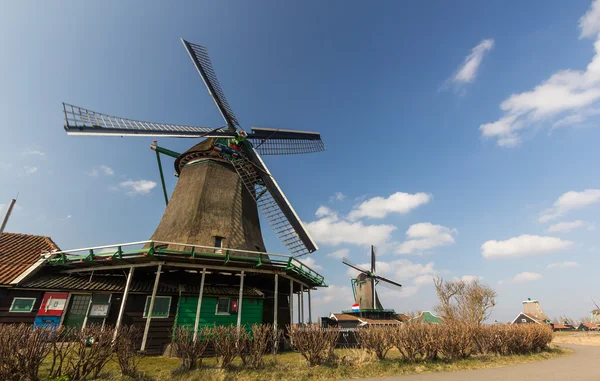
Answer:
xmin=175 ymin=295 xmax=263 ymax=329
xmin=0 ymin=288 xmax=44 ymax=325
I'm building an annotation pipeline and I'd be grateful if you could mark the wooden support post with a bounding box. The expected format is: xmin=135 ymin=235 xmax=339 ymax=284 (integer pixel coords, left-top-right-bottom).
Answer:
xmin=297 ymin=293 xmax=301 ymax=326
xmin=273 ymin=273 xmax=279 ymax=353
xmin=193 ymin=268 xmax=206 ymax=342
xmin=236 ymin=271 xmax=245 ymax=331
xmin=289 ymin=279 xmax=294 ymax=327
xmin=300 ymin=285 xmax=304 ymax=325
xmin=113 ymin=267 xmax=134 ymax=341
xmin=308 ymin=288 xmax=312 ymax=325
xmin=141 ymin=263 xmax=162 ymax=352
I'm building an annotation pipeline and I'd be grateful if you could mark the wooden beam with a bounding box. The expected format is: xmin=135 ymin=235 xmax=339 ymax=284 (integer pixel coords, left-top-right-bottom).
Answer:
xmin=113 ymin=267 xmax=134 ymax=340
xmin=62 ymin=261 xmax=163 ymax=274
xmin=289 ymin=279 xmax=294 ymax=327
xmin=141 ymin=263 xmax=162 ymax=352
xmin=300 ymin=285 xmax=304 ymax=325
xmin=236 ymin=271 xmax=245 ymax=331
xmin=193 ymin=268 xmax=206 ymax=341
xmin=308 ymin=288 xmax=312 ymax=325
xmin=273 ymin=273 xmax=278 ymax=354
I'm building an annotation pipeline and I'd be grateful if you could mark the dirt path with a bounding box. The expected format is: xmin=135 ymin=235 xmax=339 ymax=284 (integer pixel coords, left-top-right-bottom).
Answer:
xmin=354 ymin=345 xmax=600 ymax=381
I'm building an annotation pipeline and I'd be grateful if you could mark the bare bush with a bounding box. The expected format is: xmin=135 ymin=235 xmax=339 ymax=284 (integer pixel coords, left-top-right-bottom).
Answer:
xmin=355 ymin=326 xmax=395 ymax=360
xmin=171 ymin=326 xmax=210 ymax=372
xmin=65 ymin=325 xmax=114 ymax=380
xmin=239 ymin=324 xmax=273 ymax=369
xmin=114 ymin=325 xmax=143 ymax=378
xmin=286 ymin=326 xmax=339 ymax=366
xmin=434 ymin=277 xmax=497 ymax=325
xmin=0 ymin=324 xmax=52 ymax=381
xmin=210 ymin=325 xmax=240 ymax=369
xmin=438 ymin=322 xmax=474 ymax=360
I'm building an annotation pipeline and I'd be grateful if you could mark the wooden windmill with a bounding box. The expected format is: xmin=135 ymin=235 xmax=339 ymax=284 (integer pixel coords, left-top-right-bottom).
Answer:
xmin=62 ymin=39 xmax=325 ymax=258
xmin=342 ymin=246 xmax=403 ymax=310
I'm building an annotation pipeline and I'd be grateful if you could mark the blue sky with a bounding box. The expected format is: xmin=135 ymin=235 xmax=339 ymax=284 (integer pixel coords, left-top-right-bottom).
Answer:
xmin=1 ymin=0 xmax=600 ymax=323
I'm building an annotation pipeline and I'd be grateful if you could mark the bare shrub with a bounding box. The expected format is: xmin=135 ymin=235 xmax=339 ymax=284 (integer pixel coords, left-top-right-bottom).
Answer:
xmin=434 ymin=277 xmax=497 ymax=325
xmin=239 ymin=324 xmax=273 ymax=369
xmin=439 ymin=322 xmax=474 ymax=360
xmin=392 ymin=324 xmax=420 ymax=362
xmin=65 ymin=325 xmax=115 ymax=380
xmin=286 ymin=326 xmax=339 ymax=366
xmin=355 ymin=326 xmax=394 ymax=360
xmin=210 ymin=325 xmax=240 ymax=369
xmin=171 ymin=326 xmax=210 ymax=372
xmin=0 ymin=324 xmax=52 ymax=381
xmin=114 ymin=325 xmax=143 ymax=378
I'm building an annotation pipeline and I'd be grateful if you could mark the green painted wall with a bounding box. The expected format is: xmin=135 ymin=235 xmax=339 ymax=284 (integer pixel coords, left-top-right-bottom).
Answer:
xmin=175 ymin=295 xmax=263 ymax=328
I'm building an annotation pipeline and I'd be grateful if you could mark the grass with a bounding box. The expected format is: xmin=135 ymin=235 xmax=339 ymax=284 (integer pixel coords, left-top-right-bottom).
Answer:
xmin=80 ymin=346 xmax=570 ymax=381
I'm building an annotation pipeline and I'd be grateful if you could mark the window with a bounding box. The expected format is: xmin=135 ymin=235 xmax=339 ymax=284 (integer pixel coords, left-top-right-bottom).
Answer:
xmin=143 ymin=296 xmax=171 ymax=318
xmin=521 ymin=318 xmax=527 ymax=323
xmin=9 ymin=297 xmax=36 ymax=313
xmin=216 ymin=297 xmax=230 ymax=315
xmin=214 ymin=236 xmax=224 ymax=254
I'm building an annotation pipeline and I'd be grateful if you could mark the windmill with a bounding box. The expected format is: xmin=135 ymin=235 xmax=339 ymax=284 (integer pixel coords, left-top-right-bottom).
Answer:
xmin=342 ymin=246 xmax=403 ymax=310
xmin=62 ymin=39 xmax=325 ymax=258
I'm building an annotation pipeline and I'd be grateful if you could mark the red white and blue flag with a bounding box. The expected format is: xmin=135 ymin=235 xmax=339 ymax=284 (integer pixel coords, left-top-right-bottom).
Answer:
xmin=352 ymin=303 xmax=360 ymax=312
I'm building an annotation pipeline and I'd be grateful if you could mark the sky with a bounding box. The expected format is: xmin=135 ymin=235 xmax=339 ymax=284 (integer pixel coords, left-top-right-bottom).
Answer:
xmin=1 ymin=0 xmax=600 ymax=323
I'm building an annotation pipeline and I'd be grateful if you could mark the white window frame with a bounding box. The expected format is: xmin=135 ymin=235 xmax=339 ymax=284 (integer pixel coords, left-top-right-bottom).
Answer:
xmin=215 ymin=297 xmax=231 ymax=315
xmin=142 ymin=296 xmax=171 ymax=319
xmin=9 ymin=297 xmax=36 ymax=313
xmin=521 ymin=318 xmax=527 ymax=323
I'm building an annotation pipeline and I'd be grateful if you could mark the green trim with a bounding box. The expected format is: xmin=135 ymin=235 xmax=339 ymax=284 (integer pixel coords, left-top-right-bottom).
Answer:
xmin=155 ymin=148 xmax=169 ymax=206
xmin=152 ymin=144 xmax=181 ymax=159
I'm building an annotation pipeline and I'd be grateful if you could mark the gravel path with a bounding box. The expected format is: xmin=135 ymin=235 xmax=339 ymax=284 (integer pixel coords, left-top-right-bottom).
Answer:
xmin=353 ymin=345 xmax=599 ymax=381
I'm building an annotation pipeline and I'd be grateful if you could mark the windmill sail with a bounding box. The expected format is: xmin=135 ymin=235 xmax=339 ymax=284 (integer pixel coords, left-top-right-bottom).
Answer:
xmin=63 ymin=103 xmax=232 ymax=138
xmin=181 ymin=39 xmax=240 ymax=130
xmin=248 ymin=127 xmax=325 ymax=155
xmin=225 ymin=149 xmax=318 ymax=257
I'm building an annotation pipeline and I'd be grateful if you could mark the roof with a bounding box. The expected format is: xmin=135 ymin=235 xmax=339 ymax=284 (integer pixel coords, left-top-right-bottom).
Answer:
xmin=329 ymin=313 xmax=401 ymax=326
xmin=580 ymin=322 xmax=600 ymax=329
xmin=18 ymin=273 xmax=264 ymax=297
xmin=396 ymin=313 xmax=410 ymax=322
xmin=511 ymin=312 xmax=542 ymax=324
xmin=0 ymin=232 xmax=60 ymax=285
xmin=410 ymin=311 xmax=444 ymax=324
xmin=553 ymin=324 xmax=568 ymax=329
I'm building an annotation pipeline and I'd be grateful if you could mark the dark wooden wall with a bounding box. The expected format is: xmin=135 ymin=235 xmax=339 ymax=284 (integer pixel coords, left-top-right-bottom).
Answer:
xmin=0 ymin=288 xmax=44 ymax=325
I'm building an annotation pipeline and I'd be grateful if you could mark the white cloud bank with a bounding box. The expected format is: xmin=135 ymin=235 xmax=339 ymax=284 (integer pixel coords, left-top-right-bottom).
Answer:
xmin=539 ymin=189 xmax=600 ymax=222
xmin=396 ymin=222 xmax=457 ymax=254
xmin=327 ymin=248 xmax=350 ymax=259
xmin=500 ymin=272 xmax=542 ymax=284
xmin=119 ymin=180 xmax=157 ymax=195
xmin=481 ymin=234 xmax=573 ymax=259
xmin=299 ymin=257 xmax=322 ymax=270
xmin=547 ymin=220 xmax=590 ymax=233
xmin=348 ymin=192 xmax=431 ymax=220
xmin=452 ymin=39 xmax=495 ymax=84
xmin=547 ymin=261 xmax=579 ymax=269
xmin=480 ymin=0 xmax=600 ymax=147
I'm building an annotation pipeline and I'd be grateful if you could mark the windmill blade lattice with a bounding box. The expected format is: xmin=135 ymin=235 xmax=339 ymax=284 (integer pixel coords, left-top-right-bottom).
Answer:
xmin=248 ymin=127 xmax=325 ymax=155
xmin=182 ymin=39 xmax=240 ymax=130
xmin=226 ymin=151 xmax=317 ymax=257
xmin=63 ymin=103 xmax=232 ymax=138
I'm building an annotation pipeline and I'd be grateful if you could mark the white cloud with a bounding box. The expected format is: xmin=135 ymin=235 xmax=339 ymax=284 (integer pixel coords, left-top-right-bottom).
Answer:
xmin=24 ymin=166 xmax=38 ymax=175
xmin=457 ymin=275 xmax=483 ymax=283
xmin=481 ymin=235 xmax=573 ymax=259
xmin=452 ymin=39 xmax=495 ymax=84
xmin=580 ymin=0 xmax=600 ymax=38
xmin=547 ymin=220 xmax=588 ymax=233
xmin=414 ymin=274 xmax=434 ymax=286
xmin=346 ymin=259 xmax=435 ymax=281
xmin=500 ymin=272 xmax=542 ymax=284
xmin=88 ymin=165 xmax=114 ymax=177
xmin=327 ymin=248 xmax=350 ymax=259
xmin=299 ymin=257 xmax=322 ymax=270
xmin=315 ymin=205 xmax=335 ymax=218
xmin=311 ymin=285 xmax=355 ymax=315
xmin=65 ymin=215 xmax=72 ymax=220
xmin=330 ymin=192 xmax=345 ymax=202
xmin=348 ymin=192 xmax=431 ymax=220
xmin=119 ymin=180 xmax=157 ymax=195
xmin=480 ymin=1 xmax=600 ymax=146
xmin=547 ymin=261 xmax=580 ymax=269
xmin=306 ymin=213 xmax=396 ymax=246
xmin=396 ymin=222 xmax=457 ymax=255
xmin=22 ymin=149 xmax=45 ymax=157
xmin=539 ymin=189 xmax=600 ymax=222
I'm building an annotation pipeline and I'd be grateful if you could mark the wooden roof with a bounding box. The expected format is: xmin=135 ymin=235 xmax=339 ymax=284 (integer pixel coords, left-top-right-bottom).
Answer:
xmin=0 ymin=232 xmax=60 ymax=285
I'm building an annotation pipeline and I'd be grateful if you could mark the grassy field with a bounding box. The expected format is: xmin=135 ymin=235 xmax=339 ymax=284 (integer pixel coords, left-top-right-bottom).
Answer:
xmin=553 ymin=331 xmax=600 ymax=346
xmin=67 ymin=346 xmax=570 ymax=381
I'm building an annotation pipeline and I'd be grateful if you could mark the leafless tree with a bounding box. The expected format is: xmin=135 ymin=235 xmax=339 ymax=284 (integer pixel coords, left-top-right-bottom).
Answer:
xmin=433 ymin=276 xmax=497 ymax=325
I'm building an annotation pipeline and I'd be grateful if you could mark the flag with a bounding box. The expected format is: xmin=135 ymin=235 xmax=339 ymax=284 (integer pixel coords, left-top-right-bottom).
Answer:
xmin=352 ymin=303 xmax=360 ymax=312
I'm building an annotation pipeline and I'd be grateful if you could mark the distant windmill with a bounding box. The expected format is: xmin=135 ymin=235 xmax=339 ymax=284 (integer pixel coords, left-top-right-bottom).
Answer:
xmin=62 ymin=39 xmax=325 ymax=257
xmin=592 ymin=298 xmax=600 ymax=324
xmin=342 ymin=246 xmax=403 ymax=310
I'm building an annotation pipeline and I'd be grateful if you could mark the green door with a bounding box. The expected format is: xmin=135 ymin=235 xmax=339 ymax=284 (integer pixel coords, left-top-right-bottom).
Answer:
xmin=63 ymin=294 xmax=91 ymax=329
xmin=175 ymin=295 xmax=263 ymax=329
